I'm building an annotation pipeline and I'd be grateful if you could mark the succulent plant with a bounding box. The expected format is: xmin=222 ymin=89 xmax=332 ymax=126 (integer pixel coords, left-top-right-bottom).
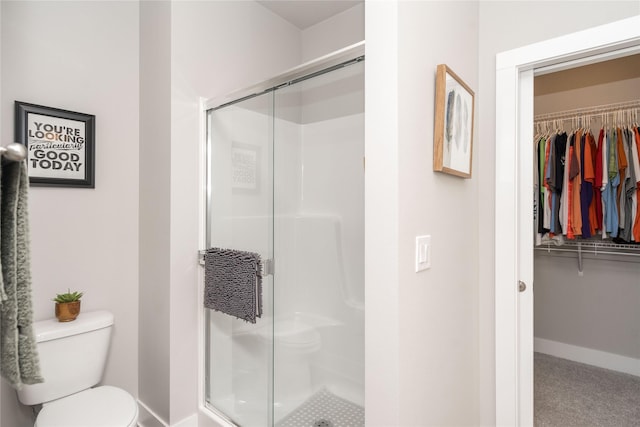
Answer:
xmin=53 ymin=289 xmax=83 ymax=303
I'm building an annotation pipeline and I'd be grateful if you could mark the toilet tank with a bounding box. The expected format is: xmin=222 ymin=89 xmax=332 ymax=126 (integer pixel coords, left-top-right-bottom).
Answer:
xmin=17 ymin=310 xmax=114 ymax=406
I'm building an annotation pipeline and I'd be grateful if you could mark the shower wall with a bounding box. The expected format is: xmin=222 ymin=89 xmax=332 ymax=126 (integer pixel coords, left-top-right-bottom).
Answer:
xmin=273 ymin=63 xmax=364 ymax=417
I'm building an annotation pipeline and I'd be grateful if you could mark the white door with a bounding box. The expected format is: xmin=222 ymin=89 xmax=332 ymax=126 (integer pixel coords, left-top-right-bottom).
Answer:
xmin=495 ymin=16 xmax=640 ymax=427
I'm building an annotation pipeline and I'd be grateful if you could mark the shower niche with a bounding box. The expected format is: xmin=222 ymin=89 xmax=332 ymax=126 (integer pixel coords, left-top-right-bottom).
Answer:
xmin=204 ymin=51 xmax=364 ymax=426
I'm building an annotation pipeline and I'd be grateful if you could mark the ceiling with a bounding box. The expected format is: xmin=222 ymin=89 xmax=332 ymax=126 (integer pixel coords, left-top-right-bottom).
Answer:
xmin=257 ymin=0 xmax=362 ymax=30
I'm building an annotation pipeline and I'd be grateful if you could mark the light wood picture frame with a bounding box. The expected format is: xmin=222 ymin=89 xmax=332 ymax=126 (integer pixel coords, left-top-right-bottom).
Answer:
xmin=433 ymin=64 xmax=475 ymax=178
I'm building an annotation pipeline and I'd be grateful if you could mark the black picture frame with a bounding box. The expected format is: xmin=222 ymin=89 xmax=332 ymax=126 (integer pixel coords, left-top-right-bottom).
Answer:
xmin=15 ymin=101 xmax=95 ymax=188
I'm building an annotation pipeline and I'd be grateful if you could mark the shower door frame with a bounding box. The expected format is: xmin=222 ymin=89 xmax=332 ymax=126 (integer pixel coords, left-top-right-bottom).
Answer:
xmin=197 ymin=41 xmax=365 ymax=427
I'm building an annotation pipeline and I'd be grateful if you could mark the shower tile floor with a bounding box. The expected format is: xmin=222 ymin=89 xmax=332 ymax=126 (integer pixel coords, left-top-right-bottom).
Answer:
xmin=276 ymin=388 xmax=364 ymax=427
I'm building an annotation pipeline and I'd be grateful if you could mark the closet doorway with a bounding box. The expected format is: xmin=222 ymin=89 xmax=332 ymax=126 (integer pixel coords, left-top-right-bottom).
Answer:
xmin=533 ymin=55 xmax=640 ymax=425
xmin=494 ymin=16 xmax=640 ymax=427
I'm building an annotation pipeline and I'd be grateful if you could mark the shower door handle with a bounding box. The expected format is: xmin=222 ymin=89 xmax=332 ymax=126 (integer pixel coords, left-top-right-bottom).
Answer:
xmin=261 ymin=259 xmax=274 ymax=276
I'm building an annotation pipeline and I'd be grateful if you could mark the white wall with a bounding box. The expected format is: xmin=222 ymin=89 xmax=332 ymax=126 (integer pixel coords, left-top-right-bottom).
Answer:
xmin=535 ymin=254 xmax=640 ymax=359
xmin=301 ymin=3 xmax=364 ymax=63
xmin=139 ymin=1 xmax=171 ymax=424
xmin=366 ymin=1 xmax=480 ymax=425
xmin=397 ymin=2 xmax=479 ymax=425
xmin=478 ymin=2 xmax=640 ymax=424
xmin=169 ymin=1 xmax=301 ymax=425
xmin=364 ymin=2 xmax=400 ymax=424
xmin=1 ymin=2 xmax=139 ymax=426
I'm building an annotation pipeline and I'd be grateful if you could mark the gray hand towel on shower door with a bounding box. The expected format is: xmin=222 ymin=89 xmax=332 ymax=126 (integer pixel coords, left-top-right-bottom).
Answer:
xmin=204 ymin=248 xmax=263 ymax=323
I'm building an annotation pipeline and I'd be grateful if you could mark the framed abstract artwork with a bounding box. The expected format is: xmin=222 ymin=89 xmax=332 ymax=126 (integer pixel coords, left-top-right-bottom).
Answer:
xmin=433 ymin=64 xmax=475 ymax=178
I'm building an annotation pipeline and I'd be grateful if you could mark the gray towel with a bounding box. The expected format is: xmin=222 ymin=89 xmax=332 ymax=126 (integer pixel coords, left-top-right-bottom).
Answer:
xmin=204 ymin=248 xmax=263 ymax=323
xmin=0 ymin=160 xmax=43 ymax=389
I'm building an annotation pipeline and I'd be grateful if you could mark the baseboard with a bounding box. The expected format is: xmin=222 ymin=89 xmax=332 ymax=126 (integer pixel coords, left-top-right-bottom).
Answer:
xmin=137 ymin=400 xmax=168 ymax=427
xmin=173 ymin=414 xmax=198 ymax=427
xmin=137 ymin=401 xmax=199 ymax=427
xmin=534 ymin=337 xmax=640 ymax=377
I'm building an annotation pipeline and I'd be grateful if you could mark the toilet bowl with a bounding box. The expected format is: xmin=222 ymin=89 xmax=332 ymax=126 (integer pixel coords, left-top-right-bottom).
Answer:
xmin=17 ymin=311 xmax=139 ymax=427
xmin=35 ymin=385 xmax=138 ymax=427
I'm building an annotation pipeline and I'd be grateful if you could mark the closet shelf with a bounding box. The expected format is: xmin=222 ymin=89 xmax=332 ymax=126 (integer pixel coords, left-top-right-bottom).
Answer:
xmin=535 ymin=239 xmax=640 ymax=275
xmin=536 ymin=239 xmax=640 ymax=255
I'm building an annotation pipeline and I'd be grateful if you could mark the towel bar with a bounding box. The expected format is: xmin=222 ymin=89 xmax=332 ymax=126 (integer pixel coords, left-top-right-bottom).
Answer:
xmin=198 ymin=250 xmax=274 ymax=276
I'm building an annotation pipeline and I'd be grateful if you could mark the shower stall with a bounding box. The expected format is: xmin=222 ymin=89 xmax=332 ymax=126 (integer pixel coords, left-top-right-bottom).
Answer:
xmin=203 ymin=47 xmax=365 ymax=427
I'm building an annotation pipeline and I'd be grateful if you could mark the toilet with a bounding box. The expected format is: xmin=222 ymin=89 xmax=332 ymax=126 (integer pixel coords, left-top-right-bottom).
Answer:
xmin=17 ymin=310 xmax=138 ymax=427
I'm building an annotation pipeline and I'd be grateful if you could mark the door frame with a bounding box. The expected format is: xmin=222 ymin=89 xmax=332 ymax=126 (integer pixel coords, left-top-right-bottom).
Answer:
xmin=494 ymin=15 xmax=640 ymax=426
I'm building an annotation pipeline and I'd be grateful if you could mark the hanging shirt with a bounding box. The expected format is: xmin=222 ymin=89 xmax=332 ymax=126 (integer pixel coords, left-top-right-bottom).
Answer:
xmin=549 ymin=133 xmax=566 ymax=234
xmin=603 ymin=129 xmax=620 ymax=237
xmin=538 ymin=136 xmax=548 ymax=234
xmin=559 ymin=133 xmax=572 ymax=233
xmin=633 ymin=127 xmax=640 ymax=242
xmin=580 ymin=132 xmax=595 ymax=238
xmin=587 ymin=132 xmax=599 ymax=236
xmin=594 ymin=129 xmax=604 ymax=232
xmin=541 ymin=136 xmax=552 ymax=232
xmin=571 ymin=130 xmax=583 ymax=237
xmin=544 ymin=135 xmax=556 ymax=231
xmin=601 ymin=128 xmax=609 ymax=239
xmin=616 ymin=127 xmax=628 ymax=233
xmin=567 ymin=133 xmax=579 ymax=239
xmin=620 ymin=128 xmax=637 ymax=242
xmin=627 ymin=127 xmax=640 ymax=241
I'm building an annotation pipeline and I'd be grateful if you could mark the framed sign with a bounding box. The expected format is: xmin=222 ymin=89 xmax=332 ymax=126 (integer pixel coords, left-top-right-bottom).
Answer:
xmin=231 ymin=142 xmax=260 ymax=195
xmin=15 ymin=102 xmax=95 ymax=188
xmin=433 ymin=64 xmax=475 ymax=178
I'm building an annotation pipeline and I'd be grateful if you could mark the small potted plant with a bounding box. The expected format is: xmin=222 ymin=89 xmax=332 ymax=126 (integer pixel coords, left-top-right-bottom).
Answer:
xmin=53 ymin=289 xmax=83 ymax=322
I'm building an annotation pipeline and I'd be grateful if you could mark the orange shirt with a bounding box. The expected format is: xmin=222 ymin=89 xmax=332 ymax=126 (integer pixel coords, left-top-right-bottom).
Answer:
xmin=585 ymin=132 xmax=598 ymax=235
xmin=571 ymin=130 xmax=583 ymax=236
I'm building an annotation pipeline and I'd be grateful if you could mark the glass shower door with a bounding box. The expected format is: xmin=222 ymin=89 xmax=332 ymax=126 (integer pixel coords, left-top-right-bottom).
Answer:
xmin=272 ymin=60 xmax=364 ymax=426
xmin=205 ymin=56 xmax=364 ymax=427
xmin=205 ymin=91 xmax=274 ymax=427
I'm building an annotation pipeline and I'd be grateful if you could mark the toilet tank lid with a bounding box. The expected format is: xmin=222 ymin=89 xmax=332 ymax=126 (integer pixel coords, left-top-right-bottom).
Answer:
xmin=35 ymin=310 xmax=114 ymax=343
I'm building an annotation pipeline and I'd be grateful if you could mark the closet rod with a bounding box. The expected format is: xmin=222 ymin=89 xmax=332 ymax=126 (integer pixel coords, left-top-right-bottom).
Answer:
xmin=534 ymin=100 xmax=640 ymax=122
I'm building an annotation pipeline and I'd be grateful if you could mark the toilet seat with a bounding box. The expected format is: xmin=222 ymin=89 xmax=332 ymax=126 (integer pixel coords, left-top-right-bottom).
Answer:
xmin=35 ymin=385 xmax=138 ymax=427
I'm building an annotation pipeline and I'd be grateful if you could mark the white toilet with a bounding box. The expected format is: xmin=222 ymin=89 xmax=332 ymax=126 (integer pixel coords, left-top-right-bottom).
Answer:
xmin=17 ymin=310 xmax=138 ymax=427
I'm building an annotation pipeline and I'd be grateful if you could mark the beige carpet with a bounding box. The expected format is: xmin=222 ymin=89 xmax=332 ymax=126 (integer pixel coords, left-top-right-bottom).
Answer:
xmin=535 ymin=352 xmax=640 ymax=427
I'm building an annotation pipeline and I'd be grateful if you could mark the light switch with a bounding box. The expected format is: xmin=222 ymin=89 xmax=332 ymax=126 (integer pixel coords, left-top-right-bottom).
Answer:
xmin=415 ymin=235 xmax=431 ymax=272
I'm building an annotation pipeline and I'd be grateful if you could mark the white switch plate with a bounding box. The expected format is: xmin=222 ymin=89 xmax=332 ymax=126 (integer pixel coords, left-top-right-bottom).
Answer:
xmin=415 ymin=235 xmax=431 ymax=272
